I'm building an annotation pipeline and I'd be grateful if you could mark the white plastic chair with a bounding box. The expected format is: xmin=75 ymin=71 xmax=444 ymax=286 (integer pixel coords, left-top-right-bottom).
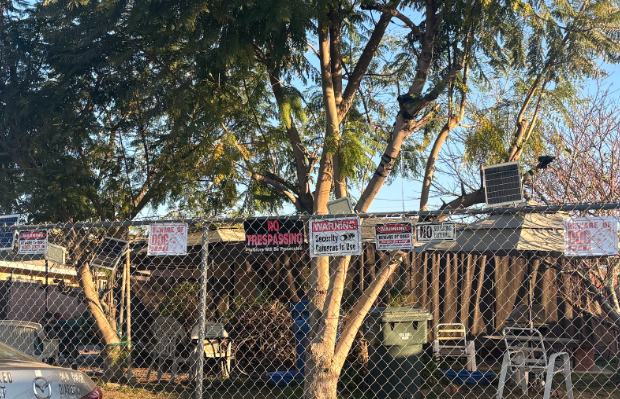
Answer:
xmin=433 ymin=323 xmax=477 ymax=371
xmin=191 ymin=322 xmax=233 ymax=378
xmin=497 ymin=327 xmax=573 ymax=399
xmin=0 ymin=321 xmax=58 ymax=364
xmin=146 ymin=317 xmax=192 ymax=384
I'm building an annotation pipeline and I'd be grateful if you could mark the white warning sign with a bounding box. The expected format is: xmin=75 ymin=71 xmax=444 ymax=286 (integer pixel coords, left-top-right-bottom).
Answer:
xmin=309 ymin=217 xmax=362 ymax=257
xmin=375 ymin=222 xmax=414 ymax=250
xmin=148 ymin=223 xmax=188 ymax=256
xmin=564 ymin=216 xmax=618 ymax=257
xmin=18 ymin=230 xmax=48 ymax=255
xmin=416 ymin=222 xmax=456 ymax=243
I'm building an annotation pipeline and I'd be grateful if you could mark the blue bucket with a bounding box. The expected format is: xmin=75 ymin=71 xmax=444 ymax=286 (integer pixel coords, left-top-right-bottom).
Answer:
xmin=266 ymin=371 xmax=303 ymax=387
xmin=291 ymin=300 xmax=310 ymax=374
xmin=441 ymin=370 xmax=496 ymax=386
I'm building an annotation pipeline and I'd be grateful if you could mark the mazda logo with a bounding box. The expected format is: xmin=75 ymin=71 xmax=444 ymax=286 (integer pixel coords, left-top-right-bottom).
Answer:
xmin=33 ymin=377 xmax=52 ymax=399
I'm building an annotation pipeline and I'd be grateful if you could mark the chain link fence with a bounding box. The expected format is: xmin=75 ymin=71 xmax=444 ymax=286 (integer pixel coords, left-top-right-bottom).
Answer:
xmin=0 ymin=202 xmax=619 ymax=398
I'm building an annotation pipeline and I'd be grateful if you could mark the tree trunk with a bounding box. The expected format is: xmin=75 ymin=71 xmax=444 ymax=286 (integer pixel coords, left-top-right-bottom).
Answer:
xmin=77 ymin=262 xmax=125 ymax=381
xmin=305 ymin=251 xmax=404 ymax=399
xmin=305 ymin=22 xmax=341 ymax=399
xmin=280 ymin=253 xmax=300 ymax=303
xmin=305 ymin=255 xmax=349 ymax=399
xmin=305 ymin=370 xmax=339 ymax=399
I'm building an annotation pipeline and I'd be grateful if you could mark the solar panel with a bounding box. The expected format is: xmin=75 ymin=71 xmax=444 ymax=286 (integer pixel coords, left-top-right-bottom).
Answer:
xmin=91 ymin=237 xmax=129 ymax=270
xmin=327 ymin=197 xmax=354 ymax=214
xmin=482 ymin=162 xmax=524 ymax=206
xmin=0 ymin=215 xmax=20 ymax=251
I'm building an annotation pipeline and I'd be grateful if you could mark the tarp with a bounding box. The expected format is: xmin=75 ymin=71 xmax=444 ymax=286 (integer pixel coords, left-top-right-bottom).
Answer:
xmin=414 ymin=212 xmax=565 ymax=256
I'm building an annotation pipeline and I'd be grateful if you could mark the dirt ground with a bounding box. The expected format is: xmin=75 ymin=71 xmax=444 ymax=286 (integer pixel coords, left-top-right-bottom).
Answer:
xmin=96 ymin=367 xmax=620 ymax=399
xmin=100 ymin=383 xmax=620 ymax=399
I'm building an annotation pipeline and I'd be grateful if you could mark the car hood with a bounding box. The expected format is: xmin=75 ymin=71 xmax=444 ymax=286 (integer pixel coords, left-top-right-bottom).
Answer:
xmin=0 ymin=360 xmax=98 ymax=399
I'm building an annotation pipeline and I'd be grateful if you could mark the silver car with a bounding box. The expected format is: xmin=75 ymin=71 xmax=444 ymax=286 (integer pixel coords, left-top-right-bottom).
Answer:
xmin=0 ymin=340 xmax=101 ymax=399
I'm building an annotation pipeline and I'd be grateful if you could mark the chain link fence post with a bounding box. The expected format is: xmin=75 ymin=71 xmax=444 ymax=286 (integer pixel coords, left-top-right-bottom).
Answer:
xmin=195 ymin=219 xmax=209 ymax=399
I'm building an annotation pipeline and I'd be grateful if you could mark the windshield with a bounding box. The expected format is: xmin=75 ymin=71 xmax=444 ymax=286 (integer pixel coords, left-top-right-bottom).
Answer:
xmin=0 ymin=341 xmax=36 ymax=362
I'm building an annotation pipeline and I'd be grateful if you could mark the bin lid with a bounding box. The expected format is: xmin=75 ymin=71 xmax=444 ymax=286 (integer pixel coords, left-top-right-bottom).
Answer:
xmin=369 ymin=307 xmax=433 ymax=322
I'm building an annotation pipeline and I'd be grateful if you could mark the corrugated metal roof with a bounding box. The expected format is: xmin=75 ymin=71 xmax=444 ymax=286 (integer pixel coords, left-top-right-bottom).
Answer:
xmin=414 ymin=212 xmax=566 ymax=256
xmin=186 ymin=229 xmax=247 ymax=246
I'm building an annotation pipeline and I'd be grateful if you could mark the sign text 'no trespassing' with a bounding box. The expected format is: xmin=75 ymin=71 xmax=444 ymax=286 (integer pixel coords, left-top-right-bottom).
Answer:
xmin=244 ymin=219 xmax=304 ymax=253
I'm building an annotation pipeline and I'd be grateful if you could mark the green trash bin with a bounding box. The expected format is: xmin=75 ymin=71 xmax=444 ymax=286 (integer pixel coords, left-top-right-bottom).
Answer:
xmin=366 ymin=307 xmax=432 ymax=399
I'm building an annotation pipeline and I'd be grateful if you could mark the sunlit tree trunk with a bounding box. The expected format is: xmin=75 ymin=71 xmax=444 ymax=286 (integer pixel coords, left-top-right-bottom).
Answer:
xmin=77 ymin=262 xmax=125 ymax=381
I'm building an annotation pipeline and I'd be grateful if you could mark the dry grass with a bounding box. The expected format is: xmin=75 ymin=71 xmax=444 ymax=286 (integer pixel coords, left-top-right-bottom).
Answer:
xmin=96 ymin=371 xmax=620 ymax=399
xmin=99 ymin=382 xmax=620 ymax=399
xmin=100 ymin=383 xmax=187 ymax=399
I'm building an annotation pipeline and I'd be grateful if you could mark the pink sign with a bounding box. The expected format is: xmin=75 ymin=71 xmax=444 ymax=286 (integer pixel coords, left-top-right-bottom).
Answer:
xmin=564 ymin=217 xmax=618 ymax=256
xmin=148 ymin=223 xmax=188 ymax=256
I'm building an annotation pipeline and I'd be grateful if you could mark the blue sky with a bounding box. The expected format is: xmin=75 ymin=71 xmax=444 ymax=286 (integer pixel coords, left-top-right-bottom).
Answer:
xmin=366 ymin=69 xmax=620 ymax=214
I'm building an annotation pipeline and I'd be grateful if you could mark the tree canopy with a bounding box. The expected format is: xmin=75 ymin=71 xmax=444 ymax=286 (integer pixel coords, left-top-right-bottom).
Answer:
xmin=3 ymin=0 xmax=620 ymax=222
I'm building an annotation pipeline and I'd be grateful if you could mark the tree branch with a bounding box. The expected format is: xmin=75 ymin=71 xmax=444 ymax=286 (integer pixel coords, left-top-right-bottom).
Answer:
xmin=251 ymin=172 xmax=302 ymax=211
xmin=314 ymin=22 xmax=341 ymax=213
xmin=362 ymin=2 xmax=420 ymax=36
xmin=546 ymin=260 xmax=620 ymax=330
xmin=399 ymin=61 xmax=463 ymax=120
xmin=264 ymin=171 xmax=299 ymax=195
xmin=435 ymin=188 xmax=485 ymax=220
xmin=268 ymin=72 xmax=314 ymax=212
xmin=338 ymin=9 xmax=394 ymax=123
xmin=507 ymin=75 xmax=549 ymax=162
xmin=333 ymin=254 xmax=403 ymax=372
xmin=420 ymin=65 xmax=469 ymax=211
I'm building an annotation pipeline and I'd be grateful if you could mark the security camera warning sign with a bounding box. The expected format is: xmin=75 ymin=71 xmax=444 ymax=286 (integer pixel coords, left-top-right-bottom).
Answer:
xmin=309 ymin=217 xmax=362 ymax=257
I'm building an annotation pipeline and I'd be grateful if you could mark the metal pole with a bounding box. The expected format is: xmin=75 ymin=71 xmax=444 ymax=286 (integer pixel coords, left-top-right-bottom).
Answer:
xmin=119 ymin=258 xmax=126 ymax=327
xmin=401 ymin=153 xmax=405 ymax=213
xmin=125 ymin=241 xmax=132 ymax=373
xmin=45 ymin=260 xmax=49 ymax=315
xmin=196 ymin=222 xmax=209 ymax=399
